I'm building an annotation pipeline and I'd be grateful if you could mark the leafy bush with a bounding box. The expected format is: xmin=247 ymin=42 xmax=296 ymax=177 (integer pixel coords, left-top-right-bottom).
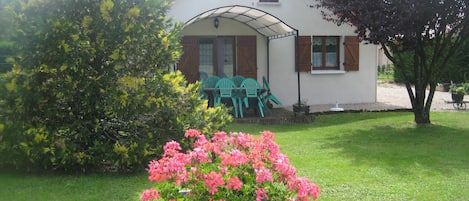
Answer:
xmin=449 ymin=83 xmax=469 ymax=95
xmin=0 ymin=70 xmax=231 ymax=172
xmin=0 ymin=42 xmax=14 ymax=73
xmin=393 ymin=43 xmax=469 ymax=84
xmin=0 ymin=0 xmax=232 ymax=172
xmin=140 ymin=129 xmax=320 ymax=201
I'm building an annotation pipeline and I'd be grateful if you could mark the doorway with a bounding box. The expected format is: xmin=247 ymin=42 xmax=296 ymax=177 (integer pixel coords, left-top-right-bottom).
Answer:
xmin=178 ymin=35 xmax=256 ymax=83
xmin=198 ymin=36 xmax=235 ymax=81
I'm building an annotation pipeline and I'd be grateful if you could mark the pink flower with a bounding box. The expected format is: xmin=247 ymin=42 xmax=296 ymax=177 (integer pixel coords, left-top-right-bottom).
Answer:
xmin=148 ymin=159 xmax=169 ymax=182
xmin=163 ymin=141 xmax=181 ymax=156
xmin=166 ymin=153 xmax=189 ymax=172
xmin=140 ymin=189 xmax=160 ymax=201
xmin=273 ymin=154 xmax=297 ymax=181
xmin=230 ymin=132 xmax=251 ymax=148
xmin=255 ymin=167 xmax=273 ymax=183
xmin=175 ymin=170 xmax=189 ymax=186
xmin=185 ymin=129 xmax=201 ymax=138
xmin=143 ymin=129 xmax=320 ymax=200
xmin=264 ymin=141 xmax=280 ymax=157
xmin=256 ymin=187 xmax=269 ymax=201
xmin=194 ymin=134 xmax=208 ymax=148
xmin=212 ymin=131 xmax=227 ymax=142
xmin=218 ymin=166 xmax=229 ymax=174
xmin=288 ymin=177 xmax=320 ymax=201
xmin=261 ymin=130 xmax=275 ymax=141
xmin=226 ymin=176 xmax=243 ymax=190
xmin=190 ymin=147 xmax=209 ymax=163
xmin=220 ymin=149 xmax=249 ymax=167
xmin=204 ymin=171 xmax=224 ymax=195
xmin=230 ymin=149 xmax=249 ymax=164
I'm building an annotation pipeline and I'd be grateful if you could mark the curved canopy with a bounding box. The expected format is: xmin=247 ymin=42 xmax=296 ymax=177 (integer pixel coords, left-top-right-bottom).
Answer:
xmin=185 ymin=5 xmax=298 ymax=40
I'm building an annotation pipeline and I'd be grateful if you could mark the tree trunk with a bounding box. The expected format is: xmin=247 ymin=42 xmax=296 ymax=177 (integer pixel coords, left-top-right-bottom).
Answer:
xmin=405 ymin=83 xmax=434 ymax=124
xmin=412 ymin=103 xmax=431 ymax=124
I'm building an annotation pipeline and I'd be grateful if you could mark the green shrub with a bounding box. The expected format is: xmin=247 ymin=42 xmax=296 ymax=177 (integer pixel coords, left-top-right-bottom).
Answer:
xmin=0 ymin=0 xmax=232 ymax=172
xmin=392 ymin=42 xmax=469 ymax=84
xmin=0 ymin=69 xmax=231 ymax=172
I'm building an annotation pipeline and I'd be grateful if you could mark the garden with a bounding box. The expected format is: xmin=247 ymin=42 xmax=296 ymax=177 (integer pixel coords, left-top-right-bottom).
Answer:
xmin=1 ymin=112 xmax=468 ymax=200
xmin=1 ymin=0 xmax=468 ymax=200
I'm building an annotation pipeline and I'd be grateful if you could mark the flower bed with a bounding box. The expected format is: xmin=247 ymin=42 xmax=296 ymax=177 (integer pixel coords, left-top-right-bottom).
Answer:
xmin=140 ymin=129 xmax=320 ymax=201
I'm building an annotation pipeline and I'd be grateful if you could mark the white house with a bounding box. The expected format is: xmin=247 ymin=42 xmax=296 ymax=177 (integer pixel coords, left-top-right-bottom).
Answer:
xmin=169 ymin=0 xmax=379 ymax=107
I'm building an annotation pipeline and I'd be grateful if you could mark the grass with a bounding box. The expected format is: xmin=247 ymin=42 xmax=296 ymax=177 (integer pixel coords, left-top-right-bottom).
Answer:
xmin=226 ymin=112 xmax=469 ymax=200
xmin=1 ymin=112 xmax=468 ymax=200
xmin=0 ymin=171 xmax=151 ymax=201
xmin=377 ymin=72 xmax=395 ymax=83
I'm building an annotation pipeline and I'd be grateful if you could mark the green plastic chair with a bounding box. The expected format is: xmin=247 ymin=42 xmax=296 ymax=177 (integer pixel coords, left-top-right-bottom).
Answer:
xmin=214 ymin=78 xmax=239 ymax=118
xmin=231 ymin=75 xmax=245 ymax=87
xmin=231 ymin=75 xmax=245 ymax=113
xmin=202 ymin=76 xmax=220 ymax=107
xmin=203 ymin=76 xmax=220 ymax=88
xmin=240 ymin=78 xmax=264 ymax=118
xmin=262 ymin=76 xmax=282 ymax=115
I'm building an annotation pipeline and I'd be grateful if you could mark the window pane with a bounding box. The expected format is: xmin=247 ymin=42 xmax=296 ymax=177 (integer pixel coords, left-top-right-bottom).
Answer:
xmin=222 ymin=37 xmax=234 ymax=77
xmin=325 ymin=37 xmax=338 ymax=52
xmin=325 ymin=37 xmax=338 ymax=67
xmin=199 ymin=39 xmax=214 ymax=77
xmin=312 ymin=53 xmax=322 ymax=67
xmin=326 ymin=52 xmax=337 ymax=67
xmin=312 ymin=38 xmax=322 ymax=67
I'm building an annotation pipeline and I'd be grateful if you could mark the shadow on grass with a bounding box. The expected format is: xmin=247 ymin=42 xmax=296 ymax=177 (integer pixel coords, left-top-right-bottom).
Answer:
xmin=320 ymin=123 xmax=469 ymax=176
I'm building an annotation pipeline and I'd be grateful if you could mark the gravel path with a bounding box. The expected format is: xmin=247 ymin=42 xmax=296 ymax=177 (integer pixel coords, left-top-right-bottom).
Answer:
xmin=377 ymin=83 xmax=455 ymax=111
xmin=305 ymin=82 xmax=467 ymax=113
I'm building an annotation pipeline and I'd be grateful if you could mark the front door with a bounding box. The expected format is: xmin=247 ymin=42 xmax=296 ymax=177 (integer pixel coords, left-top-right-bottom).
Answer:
xmin=198 ymin=36 xmax=234 ymax=81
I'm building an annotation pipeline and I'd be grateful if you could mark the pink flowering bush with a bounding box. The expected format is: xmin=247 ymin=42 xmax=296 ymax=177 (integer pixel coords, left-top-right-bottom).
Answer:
xmin=140 ymin=129 xmax=320 ymax=201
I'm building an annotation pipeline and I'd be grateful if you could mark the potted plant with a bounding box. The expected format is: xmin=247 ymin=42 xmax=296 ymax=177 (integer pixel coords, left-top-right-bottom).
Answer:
xmin=449 ymin=83 xmax=467 ymax=102
xmin=293 ymin=99 xmax=310 ymax=115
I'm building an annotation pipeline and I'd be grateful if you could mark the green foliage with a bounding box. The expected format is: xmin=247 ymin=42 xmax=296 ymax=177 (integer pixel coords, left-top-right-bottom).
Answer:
xmin=392 ymin=50 xmax=413 ymax=84
xmin=0 ymin=0 xmax=232 ymax=172
xmin=443 ymin=40 xmax=469 ymax=83
xmin=1 ymin=112 xmax=468 ymax=201
xmin=0 ymin=0 xmax=18 ymax=73
xmin=393 ymin=43 xmax=469 ymax=84
xmin=316 ymin=0 xmax=469 ymax=124
xmin=449 ymin=83 xmax=469 ymax=95
xmin=0 ymin=0 xmax=15 ymax=42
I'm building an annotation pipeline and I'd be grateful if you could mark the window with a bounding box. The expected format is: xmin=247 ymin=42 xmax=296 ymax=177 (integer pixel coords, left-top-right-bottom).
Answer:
xmin=199 ymin=38 xmax=214 ymax=77
xmin=312 ymin=36 xmax=339 ymax=70
xmin=296 ymin=35 xmax=359 ymax=72
xmin=198 ymin=37 xmax=235 ymax=79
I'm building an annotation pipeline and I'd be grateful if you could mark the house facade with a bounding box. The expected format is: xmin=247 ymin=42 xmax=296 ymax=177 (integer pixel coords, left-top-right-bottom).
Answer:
xmin=169 ymin=0 xmax=379 ymax=107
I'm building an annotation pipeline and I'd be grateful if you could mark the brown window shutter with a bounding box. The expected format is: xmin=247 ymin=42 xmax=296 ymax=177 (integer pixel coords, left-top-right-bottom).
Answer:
xmin=178 ymin=36 xmax=199 ymax=83
xmin=236 ymin=36 xmax=257 ymax=79
xmin=296 ymin=36 xmax=311 ymax=72
xmin=344 ymin=36 xmax=360 ymax=71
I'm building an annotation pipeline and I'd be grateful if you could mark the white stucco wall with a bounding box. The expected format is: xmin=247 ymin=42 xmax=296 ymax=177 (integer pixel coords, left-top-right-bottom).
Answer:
xmin=169 ymin=0 xmax=378 ymax=106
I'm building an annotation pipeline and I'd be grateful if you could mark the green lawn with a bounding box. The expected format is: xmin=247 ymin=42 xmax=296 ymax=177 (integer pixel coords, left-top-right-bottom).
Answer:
xmin=377 ymin=72 xmax=394 ymax=83
xmin=1 ymin=112 xmax=468 ymax=201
